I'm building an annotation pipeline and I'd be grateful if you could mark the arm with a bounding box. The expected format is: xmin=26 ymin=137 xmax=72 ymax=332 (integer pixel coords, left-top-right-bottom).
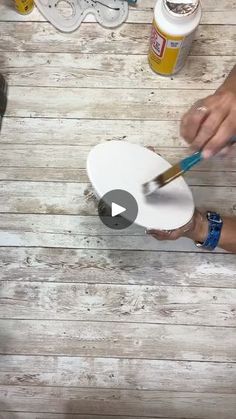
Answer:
xmin=217 ymin=65 xmax=236 ymax=95
xmin=186 ymin=211 xmax=236 ymax=253
xmin=147 ymin=67 xmax=236 ymax=252
xmin=147 ymin=210 xmax=236 ymax=254
xmin=180 ymin=65 xmax=236 ymax=158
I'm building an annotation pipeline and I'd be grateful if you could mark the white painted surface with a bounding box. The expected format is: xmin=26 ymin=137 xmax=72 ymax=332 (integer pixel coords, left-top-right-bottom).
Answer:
xmin=87 ymin=141 xmax=194 ymax=230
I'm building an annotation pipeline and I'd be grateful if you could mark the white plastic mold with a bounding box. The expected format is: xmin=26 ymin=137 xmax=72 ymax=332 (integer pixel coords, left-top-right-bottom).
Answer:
xmin=35 ymin=0 xmax=129 ymax=32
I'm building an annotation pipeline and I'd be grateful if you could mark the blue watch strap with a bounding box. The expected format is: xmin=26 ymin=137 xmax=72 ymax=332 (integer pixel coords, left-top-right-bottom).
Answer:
xmin=196 ymin=211 xmax=223 ymax=251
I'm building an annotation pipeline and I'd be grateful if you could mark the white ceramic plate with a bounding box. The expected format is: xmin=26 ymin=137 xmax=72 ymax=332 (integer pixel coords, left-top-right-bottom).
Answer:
xmin=87 ymin=141 xmax=195 ymax=230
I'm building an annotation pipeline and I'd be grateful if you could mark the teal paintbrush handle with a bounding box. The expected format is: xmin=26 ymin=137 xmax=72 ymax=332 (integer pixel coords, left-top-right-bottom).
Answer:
xmin=180 ymin=136 xmax=236 ymax=173
xmin=180 ymin=151 xmax=203 ymax=172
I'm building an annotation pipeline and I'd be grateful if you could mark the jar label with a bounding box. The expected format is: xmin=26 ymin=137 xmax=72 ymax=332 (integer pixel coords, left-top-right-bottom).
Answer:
xmin=148 ymin=19 xmax=195 ymax=75
xmin=150 ymin=27 xmax=167 ymax=58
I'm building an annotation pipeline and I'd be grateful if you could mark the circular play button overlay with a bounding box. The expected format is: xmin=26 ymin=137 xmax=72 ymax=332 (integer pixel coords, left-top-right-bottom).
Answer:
xmin=98 ymin=189 xmax=138 ymax=230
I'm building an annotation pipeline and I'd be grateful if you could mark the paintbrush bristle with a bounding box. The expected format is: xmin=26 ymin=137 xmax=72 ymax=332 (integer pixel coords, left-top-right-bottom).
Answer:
xmin=142 ymin=164 xmax=184 ymax=196
xmin=142 ymin=179 xmax=160 ymax=196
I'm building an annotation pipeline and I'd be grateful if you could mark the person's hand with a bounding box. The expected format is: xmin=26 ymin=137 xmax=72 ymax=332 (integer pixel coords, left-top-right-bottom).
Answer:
xmin=180 ymin=90 xmax=236 ymax=158
xmin=146 ymin=209 xmax=208 ymax=243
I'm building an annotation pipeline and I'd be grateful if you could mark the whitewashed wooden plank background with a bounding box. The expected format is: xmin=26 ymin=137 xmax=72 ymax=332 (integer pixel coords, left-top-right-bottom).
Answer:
xmin=1 ymin=0 xmax=236 ymax=24
xmin=1 ymin=386 xmax=236 ymax=418
xmin=1 ymin=319 xmax=235 ymax=361
xmin=1 ymin=24 xmax=235 ymax=55
xmin=0 ymin=355 xmax=236 ymax=392
xmin=5 ymin=87 xmax=215 ymax=119
xmin=0 ymin=415 xmax=183 ymax=419
xmin=0 ymin=0 xmax=236 ymax=418
xmin=1 ymin=281 xmax=236 ymax=326
xmin=0 ymin=247 xmax=234 ymax=287
xmin=0 ymin=53 xmax=232 ymax=90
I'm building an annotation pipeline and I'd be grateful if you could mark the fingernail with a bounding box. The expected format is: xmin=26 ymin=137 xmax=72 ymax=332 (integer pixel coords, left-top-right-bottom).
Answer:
xmin=202 ymin=149 xmax=212 ymax=159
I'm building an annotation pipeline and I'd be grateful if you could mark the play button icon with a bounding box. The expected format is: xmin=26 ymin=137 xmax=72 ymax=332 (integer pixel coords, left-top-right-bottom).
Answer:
xmin=98 ymin=189 xmax=138 ymax=230
xmin=112 ymin=202 xmax=126 ymax=217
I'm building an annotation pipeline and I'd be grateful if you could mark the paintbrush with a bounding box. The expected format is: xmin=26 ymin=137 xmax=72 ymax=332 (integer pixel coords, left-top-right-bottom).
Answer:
xmin=142 ymin=136 xmax=236 ymax=196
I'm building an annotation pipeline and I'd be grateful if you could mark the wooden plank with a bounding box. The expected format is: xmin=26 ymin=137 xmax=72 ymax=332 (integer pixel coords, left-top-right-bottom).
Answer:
xmin=1 ymin=355 xmax=236 ymax=393
xmin=0 ymin=167 xmax=236 ymax=187
xmin=0 ymin=213 xmax=232 ymax=239
xmin=126 ymin=0 xmax=235 ymax=12
xmin=0 ymin=230 xmax=210 ymax=252
xmin=0 ymin=117 xmax=186 ymax=146
xmin=0 ymin=386 xmax=236 ymax=418
xmin=0 ymin=415 xmax=188 ymax=419
xmin=0 ymin=414 xmax=178 ymax=419
xmin=0 ymin=53 xmax=231 ymax=90
xmin=0 ymin=167 xmax=88 ymax=183
xmin=0 ymin=145 xmax=90 ymax=168
xmin=126 ymin=11 xmax=236 ymax=25
xmin=0 ymin=247 xmax=235 ymax=288
xmin=2 ymin=143 xmax=236 ymax=171
xmin=1 ymin=281 xmax=236 ymax=326
xmin=0 ymin=319 xmax=235 ymax=361
xmin=0 ymin=217 xmax=232 ymax=252
xmin=0 ymin=183 xmax=97 ymax=215
xmin=1 ymin=0 xmax=235 ymax=24
xmin=192 ymin=186 xmax=236 ymax=215
xmin=185 ymin=172 xmax=236 ymax=187
xmin=1 ymin=144 xmax=236 ymax=174
xmin=1 ymin=23 xmax=235 ymax=56
xmin=0 ymin=182 xmax=235 ymax=215
xmin=0 ymin=117 xmax=223 ymax=147
xmin=5 ymin=87 xmax=214 ymax=119
xmin=0 ymin=216 xmax=233 ymax=252
xmin=2 ymin=118 xmax=236 ymax=163
xmin=1 ymin=145 xmax=236 ymax=173
xmin=1 ymin=167 xmax=236 ymax=186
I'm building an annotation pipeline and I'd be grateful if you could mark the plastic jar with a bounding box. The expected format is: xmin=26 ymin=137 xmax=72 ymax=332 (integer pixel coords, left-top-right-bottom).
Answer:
xmin=148 ymin=0 xmax=202 ymax=76
xmin=14 ymin=0 xmax=34 ymax=14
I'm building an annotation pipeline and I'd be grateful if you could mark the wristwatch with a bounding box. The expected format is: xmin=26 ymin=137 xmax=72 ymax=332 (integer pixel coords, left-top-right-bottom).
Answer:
xmin=195 ymin=211 xmax=223 ymax=251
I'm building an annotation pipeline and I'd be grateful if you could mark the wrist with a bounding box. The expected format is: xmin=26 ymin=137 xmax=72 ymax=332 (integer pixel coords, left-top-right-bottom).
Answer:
xmin=186 ymin=211 xmax=208 ymax=242
xmin=217 ymin=67 xmax=236 ymax=96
